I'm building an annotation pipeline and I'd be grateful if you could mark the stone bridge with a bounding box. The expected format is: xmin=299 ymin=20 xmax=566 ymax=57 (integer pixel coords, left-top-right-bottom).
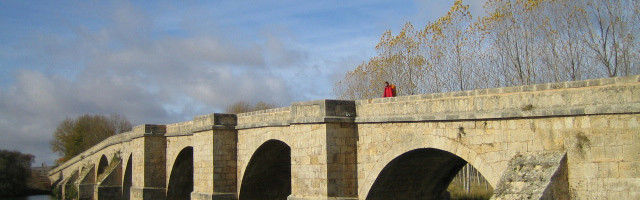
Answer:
xmin=49 ymin=75 xmax=640 ymax=200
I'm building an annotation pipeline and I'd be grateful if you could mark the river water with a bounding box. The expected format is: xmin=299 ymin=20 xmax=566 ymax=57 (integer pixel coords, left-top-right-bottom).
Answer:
xmin=0 ymin=195 xmax=57 ymax=200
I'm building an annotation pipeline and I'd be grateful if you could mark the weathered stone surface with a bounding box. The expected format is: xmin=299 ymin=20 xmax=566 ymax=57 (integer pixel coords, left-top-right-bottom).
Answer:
xmin=49 ymin=75 xmax=640 ymax=200
xmin=490 ymin=151 xmax=568 ymax=200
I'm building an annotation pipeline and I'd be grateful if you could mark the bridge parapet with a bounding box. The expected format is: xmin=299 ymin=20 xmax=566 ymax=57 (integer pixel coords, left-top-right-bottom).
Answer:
xmin=166 ymin=120 xmax=194 ymax=136
xmin=49 ymin=124 xmax=166 ymax=177
xmin=291 ymin=100 xmax=355 ymax=124
xmin=237 ymin=107 xmax=291 ymax=129
xmin=355 ymin=75 xmax=640 ymax=123
xmin=165 ymin=113 xmax=237 ymax=137
xmin=235 ymin=100 xmax=356 ymax=129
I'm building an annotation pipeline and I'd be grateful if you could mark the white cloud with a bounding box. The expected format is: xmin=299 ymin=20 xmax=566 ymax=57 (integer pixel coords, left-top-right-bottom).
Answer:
xmin=0 ymin=1 xmax=300 ymax=165
xmin=1 ymin=0 xmax=454 ymax=165
xmin=0 ymin=70 xmax=166 ymax=165
xmin=258 ymin=25 xmax=310 ymax=68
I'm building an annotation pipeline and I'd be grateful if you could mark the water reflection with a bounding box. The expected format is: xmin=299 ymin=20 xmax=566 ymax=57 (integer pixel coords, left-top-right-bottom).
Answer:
xmin=0 ymin=195 xmax=57 ymax=200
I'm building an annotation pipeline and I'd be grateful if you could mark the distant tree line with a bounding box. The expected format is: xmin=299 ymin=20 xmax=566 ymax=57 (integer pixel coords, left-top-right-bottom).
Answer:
xmin=50 ymin=114 xmax=132 ymax=164
xmin=0 ymin=150 xmax=34 ymax=197
xmin=334 ymin=0 xmax=639 ymax=99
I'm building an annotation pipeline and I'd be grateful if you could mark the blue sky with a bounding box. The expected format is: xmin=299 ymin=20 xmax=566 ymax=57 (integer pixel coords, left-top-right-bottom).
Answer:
xmin=0 ymin=0 xmax=485 ymax=165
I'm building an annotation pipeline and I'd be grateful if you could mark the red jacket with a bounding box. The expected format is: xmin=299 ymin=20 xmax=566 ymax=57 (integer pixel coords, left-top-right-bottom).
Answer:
xmin=383 ymin=85 xmax=395 ymax=97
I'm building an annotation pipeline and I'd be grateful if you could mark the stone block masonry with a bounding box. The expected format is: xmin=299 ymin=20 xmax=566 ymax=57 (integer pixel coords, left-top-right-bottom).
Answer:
xmin=49 ymin=75 xmax=640 ymax=200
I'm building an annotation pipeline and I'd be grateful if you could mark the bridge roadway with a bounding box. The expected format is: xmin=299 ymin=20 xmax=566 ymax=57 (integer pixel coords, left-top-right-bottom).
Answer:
xmin=49 ymin=75 xmax=640 ymax=200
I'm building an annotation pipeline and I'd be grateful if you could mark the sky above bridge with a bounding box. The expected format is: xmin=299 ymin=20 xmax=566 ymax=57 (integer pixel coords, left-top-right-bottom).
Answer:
xmin=0 ymin=0 xmax=485 ymax=165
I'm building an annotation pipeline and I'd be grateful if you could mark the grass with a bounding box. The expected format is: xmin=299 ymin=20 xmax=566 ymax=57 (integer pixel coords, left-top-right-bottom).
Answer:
xmin=447 ymin=179 xmax=493 ymax=200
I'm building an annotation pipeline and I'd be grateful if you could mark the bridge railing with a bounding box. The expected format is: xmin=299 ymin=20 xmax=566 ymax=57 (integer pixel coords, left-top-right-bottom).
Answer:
xmin=354 ymin=75 xmax=640 ymax=123
xmin=236 ymin=107 xmax=292 ymax=129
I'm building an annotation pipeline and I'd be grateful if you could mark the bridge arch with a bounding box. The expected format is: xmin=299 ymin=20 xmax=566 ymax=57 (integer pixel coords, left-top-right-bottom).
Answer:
xmin=96 ymin=153 xmax=123 ymax=200
xmin=63 ymin=170 xmax=79 ymax=199
xmin=239 ymin=139 xmax=291 ymax=200
xmin=51 ymin=176 xmax=63 ymax=197
xmin=97 ymin=155 xmax=109 ymax=177
xmin=167 ymin=146 xmax=193 ymax=200
xmin=122 ymin=154 xmax=133 ymax=200
xmin=366 ymin=148 xmax=466 ymax=199
xmin=78 ymin=164 xmax=96 ymax=200
xmin=359 ymin=134 xmax=497 ymax=199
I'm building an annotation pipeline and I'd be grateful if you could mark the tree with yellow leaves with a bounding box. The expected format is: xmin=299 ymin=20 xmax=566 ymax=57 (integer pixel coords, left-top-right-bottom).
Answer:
xmin=419 ymin=0 xmax=490 ymax=92
xmin=334 ymin=22 xmax=425 ymax=99
xmin=480 ymin=0 xmax=548 ymax=86
xmin=334 ymin=0 xmax=639 ymax=100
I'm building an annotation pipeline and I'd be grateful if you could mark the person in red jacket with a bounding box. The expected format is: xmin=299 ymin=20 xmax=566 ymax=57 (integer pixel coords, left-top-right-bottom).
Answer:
xmin=383 ymin=81 xmax=396 ymax=97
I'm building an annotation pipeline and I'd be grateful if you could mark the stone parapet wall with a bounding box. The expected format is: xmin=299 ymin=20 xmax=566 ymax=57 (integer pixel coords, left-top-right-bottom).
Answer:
xmin=235 ymin=100 xmax=357 ymax=129
xmin=356 ymin=75 xmax=640 ymax=123
xmin=237 ymin=107 xmax=292 ymax=129
xmin=166 ymin=121 xmax=193 ymax=136
xmin=49 ymin=124 xmax=166 ymax=177
xmin=166 ymin=113 xmax=237 ymax=136
xmin=291 ymin=100 xmax=355 ymax=124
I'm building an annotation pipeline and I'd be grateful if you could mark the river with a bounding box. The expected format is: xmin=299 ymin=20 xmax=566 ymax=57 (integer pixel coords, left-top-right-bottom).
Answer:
xmin=0 ymin=195 xmax=57 ymax=200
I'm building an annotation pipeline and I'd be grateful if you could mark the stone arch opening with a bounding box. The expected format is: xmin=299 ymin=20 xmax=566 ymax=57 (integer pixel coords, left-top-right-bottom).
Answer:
xmin=79 ymin=165 xmax=96 ymax=200
xmin=239 ymin=139 xmax=291 ymax=200
xmin=366 ymin=148 xmax=492 ymax=200
xmin=51 ymin=177 xmax=63 ymax=197
xmin=122 ymin=154 xmax=132 ymax=200
xmin=167 ymin=147 xmax=193 ymax=200
xmin=97 ymin=155 xmax=108 ymax=176
xmin=80 ymin=165 xmax=96 ymax=183
xmin=97 ymin=154 xmax=123 ymax=200
xmin=64 ymin=171 xmax=79 ymax=199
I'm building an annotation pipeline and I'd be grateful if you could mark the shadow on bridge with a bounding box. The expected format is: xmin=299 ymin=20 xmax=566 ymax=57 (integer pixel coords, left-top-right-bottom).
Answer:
xmin=367 ymin=148 xmax=487 ymax=200
xmin=167 ymin=147 xmax=194 ymax=200
xmin=239 ymin=140 xmax=291 ymax=200
xmin=122 ymin=154 xmax=132 ymax=200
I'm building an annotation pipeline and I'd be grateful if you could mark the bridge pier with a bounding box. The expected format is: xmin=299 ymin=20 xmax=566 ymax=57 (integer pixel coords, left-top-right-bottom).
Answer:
xmin=76 ymin=165 xmax=96 ymax=200
xmin=190 ymin=193 xmax=237 ymax=200
xmin=190 ymin=114 xmax=238 ymax=200
xmin=286 ymin=123 xmax=358 ymax=200
xmin=287 ymin=122 xmax=358 ymax=200
xmin=96 ymin=158 xmax=123 ymax=200
xmin=130 ymin=187 xmax=165 ymax=200
xmin=61 ymin=172 xmax=78 ymax=200
xmin=96 ymin=186 xmax=122 ymax=200
xmin=131 ymin=125 xmax=167 ymax=200
xmin=78 ymin=183 xmax=96 ymax=200
xmin=286 ymin=100 xmax=359 ymax=200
